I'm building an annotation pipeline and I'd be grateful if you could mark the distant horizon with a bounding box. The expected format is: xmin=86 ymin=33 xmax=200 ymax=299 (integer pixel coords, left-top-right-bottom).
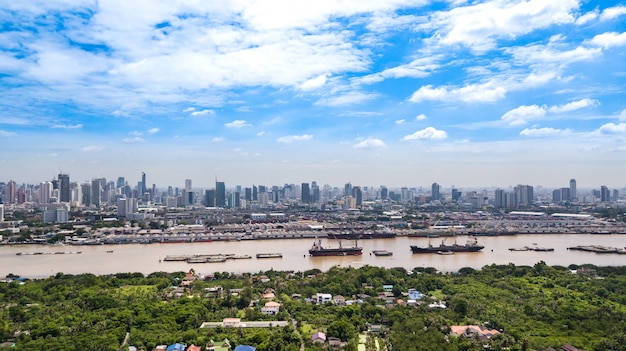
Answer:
xmin=1 ymin=1 xmax=625 ymax=187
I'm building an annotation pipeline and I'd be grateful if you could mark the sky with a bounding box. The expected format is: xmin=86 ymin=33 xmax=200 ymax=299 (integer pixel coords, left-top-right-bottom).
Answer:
xmin=1 ymin=0 xmax=625 ymax=190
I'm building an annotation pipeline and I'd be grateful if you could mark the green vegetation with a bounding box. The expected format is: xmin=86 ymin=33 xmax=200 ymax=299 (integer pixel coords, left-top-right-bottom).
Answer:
xmin=1 ymin=263 xmax=625 ymax=351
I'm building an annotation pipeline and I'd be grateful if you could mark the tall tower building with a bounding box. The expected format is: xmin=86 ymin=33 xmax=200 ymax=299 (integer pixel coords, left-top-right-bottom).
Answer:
xmin=431 ymin=183 xmax=440 ymax=201
xmin=301 ymin=183 xmax=311 ymax=203
xmin=216 ymin=181 xmax=226 ymax=207
xmin=495 ymin=189 xmax=507 ymax=208
xmin=91 ymin=179 xmax=102 ymax=206
xmin=58 ymin=173 xmax=70 ymax=203
xmin=353 ymin=186 xmax=362 ymax=207
xmin=6 ymin=180 xmax=16 ymax=204
xmin=39 ymin=181 xmax=53 ymax=204
xmin=380 ymin=186 xmax=388 ymax=201
xmin=141 ymin=172 xmax=147 ymax=197
xmin=185 ymin=179 xmax=192 ymax=191
xmin=569 ymin=179 xmax=576 ymax=201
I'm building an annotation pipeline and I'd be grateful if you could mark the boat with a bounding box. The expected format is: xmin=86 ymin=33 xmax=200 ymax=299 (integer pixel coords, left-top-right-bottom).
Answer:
xmin=437 ymin=250 xmax=455 ymax=255
xmin=256 ymin=253 xmax=283 ymax=259
xmin=372 ymin=250 xmax=393 ymax=256
xmin=309 ymin=239 xmax=362 ymax=256
xmin=106 ymin=250 xmax=114 ymax=253
xmin=410 ymin=237 xmax=484 ymax=254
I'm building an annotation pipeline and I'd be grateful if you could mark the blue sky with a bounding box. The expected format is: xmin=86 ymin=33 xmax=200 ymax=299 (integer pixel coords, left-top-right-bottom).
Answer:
xmin=1 ymin=0 xmax=625 ymax=189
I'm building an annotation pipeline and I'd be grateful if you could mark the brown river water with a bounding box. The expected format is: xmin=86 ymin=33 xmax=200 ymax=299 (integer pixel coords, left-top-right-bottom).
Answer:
xmin=2 ymin=234 xmax=625 ymax=278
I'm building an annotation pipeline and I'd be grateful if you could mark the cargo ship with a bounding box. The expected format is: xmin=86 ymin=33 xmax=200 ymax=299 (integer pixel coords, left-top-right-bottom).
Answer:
xmin=410 ymin=237 xmax=484 ymax=254
xmin=309 ymin=239 xmax=362 ymax=256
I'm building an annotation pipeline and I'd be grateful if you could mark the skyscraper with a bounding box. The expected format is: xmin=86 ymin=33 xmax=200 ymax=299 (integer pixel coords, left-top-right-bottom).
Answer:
xmin=58 ymin=173 xmax=70 ymax=203
xmin=216 ymin=181 xmax=226 ymax=207
xmin=185 ymin=179 xmax=192 ymax=191
xmin=141 ymin=172 xmax=147 ymax=197
xmin=353 ymin=186 xmax=362 ymax=207
xmin=91 ymin=179 xmax=102 ymax=206
xmin=6 ymin=180 xmax=16 ymax=204
xmin=39 ymin=181 xmax=53 ymax=204
xmin=301 ymin=182 xmax=311 ymax=203
xmin=431 ymin=182 xmax=440 ymax=201
xmin=569 ymin=179 xmax=576 ymax=201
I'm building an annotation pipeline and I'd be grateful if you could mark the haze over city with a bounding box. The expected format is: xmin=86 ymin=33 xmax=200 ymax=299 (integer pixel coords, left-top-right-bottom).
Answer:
xmin=1 ymin=1 xmax=625 ymax=187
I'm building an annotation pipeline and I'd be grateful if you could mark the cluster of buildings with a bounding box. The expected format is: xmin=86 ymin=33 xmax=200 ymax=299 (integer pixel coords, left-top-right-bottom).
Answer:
xmin=0 ymin=173 xmax=623 ymax=226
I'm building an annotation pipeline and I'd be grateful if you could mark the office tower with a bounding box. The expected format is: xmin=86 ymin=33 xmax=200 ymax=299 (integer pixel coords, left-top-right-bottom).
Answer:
xmin=312 ymin=183 xmax=320 ymax=203
xmin=495 ymin=189 xmax=507 ymax=208
xmin=6 ymin=180 xmax=16 ymax=204
xmin=205 ymin=189 xmax=215 ymax=207
xmin=17 ymin=187 xmax=26 ymax=204
xmin=344 ymin=182 xmax=352 ymax=199
xmin=560 ymin=188 xmax=570 ymax=202
xmin=57 ymin=173 xmax=70 ymax=202
xmin=117 ymin=177 xmax=125 ymax=189
xmin=431 ymin=183 xmax=440 ymax=201
xmin=612 ymin=189 xmax=619 ymax=202
xmin=91 ymin=179 xmax=102 ymax=206
xmin=141 ymin=172 xmax=146 ymax=197
xmin=552 ymin=189 xmax=561 ymax=203
xmin=258 ymin=185 xmax=267 ymax=193
xmin=39 ymin=181 xmax=53 ymax=204
xmin=452 ymin=188 xmax=462 ymax=202
xmin=244 ymin=187 xmax=252 ymax=201
xmin=569 ymin=179 xmax=576 ymax=201
xmin=216 ymin=181 xmax=226 ymax=207
xmin=185 ymin=179 xmax=192 ymax=191
xmin=301 ymin=182 xmax=311 ymax=203
xmin=0 ymin=204 xmax=4 ymax=222
xmin=353 ymin=186 xmax=362 ymax=207
xmin=252 ymin=185 xmax=258 ymax=201
xmin=229 ymin=192 xmax=240 ymax=208
xmin=380 ymin=186 xmax=388 ymax=200
xmin=81 ymin=182 xmax=91 ymax=206
xmin=514 ymin=184 xmax=534 ymax=207
xmin=600 ymin=186 xmax=610 ymax=202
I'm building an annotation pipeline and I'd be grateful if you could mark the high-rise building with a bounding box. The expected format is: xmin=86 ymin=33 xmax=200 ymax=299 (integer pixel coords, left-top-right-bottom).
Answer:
xmin=185 ymin=179 xmax=192 ymax=191
xmin=431 ymin=183 xmax=440 ymax=201
xmin=117 ymin=177 xmax=125 ymax=189
xmin=552 ymin=189 xmax=561 ymax=203
xmin=58 ymin=173 xmax=70 ymax=202
xmin=353 ymin=186 xmax=362 ymax=207
xmin=244 ymin=188 xmax=252 ymax=201
xmin=495 ymin=189 xmax=507 ymax=208
xmin=216 ymin=181 xmax=226 ymax=207
xmin=451 ymin=188 xmax=462 ymax=202
xmin=81 ymin=182 xmax=91 ymax=206
xmin=600 ymin=186 xmax=610 ymax=202
xmin=569 ymin=179 xmax=576 ymax=201
xmin=5 ymin=180 xmax=16 ymax=204
xmin=205 ymin=189 xmax=215 ymax=207
xmin=301 ymin=183 xmax=311 ymax=203
xmin=39 ymin=181 xmax=53 ymax=204
xmin=0 ymin=204 xmax=4 ymax=222
xmin=514 ymin=184 xmax=534 ymax=207
xmin=252 ymin=185 xmax=258 ymax=201
xmin=91 ymin=179 xmax=102 ymax=206
xmin=141 ymin=172 xmax=147 ymax=197
xmin=344 ymin=182 xmax=352 ymax=199
xmin=380 ymin=186 xmax=388 ymax=200
xmin=229 ymin=192 xmax=240 ymax=208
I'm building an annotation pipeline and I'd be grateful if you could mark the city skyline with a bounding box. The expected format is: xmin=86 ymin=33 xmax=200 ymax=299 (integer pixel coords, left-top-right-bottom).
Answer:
xmin=1 ymin=1 xmax=626 ymax=187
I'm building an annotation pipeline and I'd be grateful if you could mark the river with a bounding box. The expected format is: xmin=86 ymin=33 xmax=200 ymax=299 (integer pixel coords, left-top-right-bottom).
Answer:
xmin=2 ymin=234 xmax=625 ymax=278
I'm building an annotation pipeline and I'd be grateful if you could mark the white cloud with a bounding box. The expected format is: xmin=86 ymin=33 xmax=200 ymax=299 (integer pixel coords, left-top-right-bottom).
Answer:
xmin=122 ymin=137 xmax=145 ymax=143
xmin=353 ymin=138 xmax=386 ymax=149
xmin=191 ymin=109 xmax=216 ymax=117
xmin=427 ymin=0 xmax=579 ymax=52
xmin=277 ymin=134 xmax=313 ymax=143
xmin=256 ymin=131 xmax=266 ymax=136
xmin=402 ymin=127 xmax=447 ymax=141
xmin=395 ymin=119 xmax=405 ymax=125
xmin=129 ymin=131 xmax=143 ymax=136
xmin=520 ymin=127 xmax=570 ymax=137
xmin=600 ymin=5 xmax=626 ymax=21
xmin=597 ymin=123 xmax=626 ymax=134
xmin=81 ymin=145 xmax=104 ymax=152
xmin=299 ymin=74 xmax=328 ymax=91
xmin=263 ymin=117 xmax=282 ymax=126
xmin=575 ymin=10 xmax=598 ymax=25
xmin=182 ymin=107 xmax=196 ymax=113
xmin=589 ymin=31 xmax=626 ymax=49
xmin=316 ymin=91 xmax=378 ymax=106
xmin=0 ymin=130 xmax=16 ymax=137
xmin=415 ymin=114 xmax=427 ymax=121
xmin=51 ymin=124 xmax=83 ymax=130
xmin=501 ymin=105 xmax=547 ymax=126
xmin=357 ymin=57 xmax=440 ymax=84
xmin=212 ymin=137 xmax=224 ymax=142
xmin=225 ymin=120 xmax=251 ymax=128
xmin=146 ymin=128 xmax=160 ymax=135
xmin=409 ymin=81 xmax=506 ymax=103
xmin=620 ymin=108 xmax=626 ymax=121
xmin=549 ymin=98 xmax=599 ymax=113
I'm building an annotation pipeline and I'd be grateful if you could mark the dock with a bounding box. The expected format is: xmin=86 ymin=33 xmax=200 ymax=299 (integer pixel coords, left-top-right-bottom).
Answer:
xmin=256 ymin=253 xmax=283 ymax=259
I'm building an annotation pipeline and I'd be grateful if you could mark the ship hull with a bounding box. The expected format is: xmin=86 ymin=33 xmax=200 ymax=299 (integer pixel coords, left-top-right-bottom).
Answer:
xmin=410 ymin=245 xmax=484 ymax=254
xmin=309 ymin=248 xmax=363 ymax=256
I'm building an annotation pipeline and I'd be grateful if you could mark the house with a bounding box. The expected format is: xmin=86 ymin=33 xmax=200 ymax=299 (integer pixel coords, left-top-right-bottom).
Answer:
xmin=233 ymin=346 xmax=255 ymax=351
xmin=206 ymin=338 xmax=231 ymax=351
xmin=186 ymin=345 xmax=201 ymax=351
xmin=315 ymin=293 xmax=332 ymax=305
xmin=311 ymin=331 xmax=327 ymax=344
xmin=262 ymin=291 xmax=275 ymax=300
xmin=223 ymin=318 xmax=241 ymax=328
xmin=205 ymin=286 xmax=223 ymax=298
xmin=166 ymin=343 xmax=186 ymax=351
xmin=153 ymin=346 xmax=167 ymax=351
xmin=562 ymin=344 xmax=587 ymax=351
xmin=328 ymin=337 xmax=343 ymax=348
xmin=377 ymin=291 xmax=395 ymax=304
xmin=450 ymin=325 xmax=500 ymax=341
xmin=382 ymin=285 xmax=393 ymax=292
xmin=333 ymin=295 xmax=345 ymax=306
xmin=261 ymin=301 xmax=281 ymax=315
xmin=408 ymin=288 xmax=422 ymax=300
